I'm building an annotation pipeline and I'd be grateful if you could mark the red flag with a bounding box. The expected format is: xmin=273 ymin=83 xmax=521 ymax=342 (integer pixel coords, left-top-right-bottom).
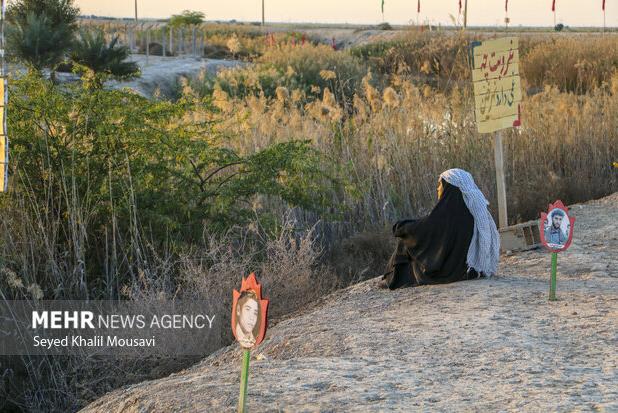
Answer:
xmin=505 ymin=0 xmax=508 ymax=12
xmin=552 ymin=0 xmax=556 ymax=12
xmin=418 ymin=0 xmax=421 ymax=13
xmin=603 ymin=0 xmax=606 ymax=11
xmin=459 ymin=0 xmax=462 ymax=14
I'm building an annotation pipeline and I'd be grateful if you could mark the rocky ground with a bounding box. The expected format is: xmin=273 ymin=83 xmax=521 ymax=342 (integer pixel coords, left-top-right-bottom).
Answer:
xmin=82 ymin=193 xmax=617 ymax=412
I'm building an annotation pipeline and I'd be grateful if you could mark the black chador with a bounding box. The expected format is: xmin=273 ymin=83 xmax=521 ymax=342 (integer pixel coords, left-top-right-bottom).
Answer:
xmin=383 ymin=180 xmax=480 ymax=289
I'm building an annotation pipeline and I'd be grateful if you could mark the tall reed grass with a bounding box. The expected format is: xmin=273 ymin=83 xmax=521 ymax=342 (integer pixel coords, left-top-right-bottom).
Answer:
xmin=187 ymin=32 xmax=618 ymax=229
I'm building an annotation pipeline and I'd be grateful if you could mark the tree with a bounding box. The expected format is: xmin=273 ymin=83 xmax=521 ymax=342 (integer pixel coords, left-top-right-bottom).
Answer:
xmin=7 ymin=0 xmax=78 ymax=28
xmin=169 ymin=10 xmax=205 ymax=28
xmin=71 ymin=30 xmax=140 ymax=86
xmin=6 ymin=13 xmax=72 ymax=71
xmin=6 ymin=0 xmax=78 ymax=72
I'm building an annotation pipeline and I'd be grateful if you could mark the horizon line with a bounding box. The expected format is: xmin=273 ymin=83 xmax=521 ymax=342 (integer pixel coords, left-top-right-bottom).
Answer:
xmin=77 ymin=15 xmax=617 ymax=29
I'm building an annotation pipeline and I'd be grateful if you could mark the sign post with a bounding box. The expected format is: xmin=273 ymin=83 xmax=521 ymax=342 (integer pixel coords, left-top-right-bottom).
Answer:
xmin=232 ymin=273 xmax=269 ymax=413
xmin=470 ymin=37 xmax=522 ymax=228
xmin=540 ymin=200 xmax=575 ymax=301
xmin=493 ymin=131 xmax=508 ymax=228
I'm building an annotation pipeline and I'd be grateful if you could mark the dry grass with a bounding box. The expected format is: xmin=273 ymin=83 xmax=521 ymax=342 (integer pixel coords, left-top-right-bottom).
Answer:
xmin=186 ymin=35 xmax=618 ymax=231
xmin=1 ymin=215 xmax=336 ymax=411
xmin=193 ymin=61 xmax=617 ymax=228
xmin=351 ymin=30 xmax=618 ymax=95
xmin=179 ymin=218 xmax=340 ymax=326
xmin=522 ymin=36 xmax=618 ymax=93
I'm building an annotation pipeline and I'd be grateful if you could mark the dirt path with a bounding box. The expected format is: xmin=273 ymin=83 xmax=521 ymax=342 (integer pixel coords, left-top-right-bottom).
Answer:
xmin=82 ymin=194 xmax=618 ymax=412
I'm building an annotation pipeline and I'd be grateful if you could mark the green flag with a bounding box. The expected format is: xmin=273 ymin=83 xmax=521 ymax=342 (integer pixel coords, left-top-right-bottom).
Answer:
xmin=381 ymin=0 xmax=385 ymax=14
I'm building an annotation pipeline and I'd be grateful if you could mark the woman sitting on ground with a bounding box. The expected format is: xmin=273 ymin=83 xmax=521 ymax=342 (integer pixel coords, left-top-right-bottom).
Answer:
xmin=382 ymin=168 xmax=500 ymax=289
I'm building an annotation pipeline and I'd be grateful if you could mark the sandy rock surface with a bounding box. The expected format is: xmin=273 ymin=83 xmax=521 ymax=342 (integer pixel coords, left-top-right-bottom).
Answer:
xmin=82 ymin=194 xmax=618 ymax=412
xmin=48 ymin=55 xmax=243 ymax=98
xmin=109 ymin=55 xmax=244 ymax=98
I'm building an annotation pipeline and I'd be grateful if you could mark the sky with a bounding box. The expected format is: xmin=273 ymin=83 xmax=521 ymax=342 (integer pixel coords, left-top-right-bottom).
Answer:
xmin=73 ymin=0 xmax=616 ymax=27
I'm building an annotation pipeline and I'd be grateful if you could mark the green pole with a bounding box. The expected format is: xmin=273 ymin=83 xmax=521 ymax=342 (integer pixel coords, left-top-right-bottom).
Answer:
xmin=549 ymin=252 xmax=558 ymax=301
xmin=238 ymin=349 xmax=250 ymax=413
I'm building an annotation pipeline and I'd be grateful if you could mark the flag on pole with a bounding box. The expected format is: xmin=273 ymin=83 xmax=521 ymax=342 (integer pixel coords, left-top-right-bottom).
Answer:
xmin=459 ymin=0 xmax=462 ymax=14
xmin=418 ymin=0 xmax=421 ymax=13
xmin=381 ymin=0 xmax=385 ymax=14
xmin=552 ymin=0 xmax=556 ymax=12
xmin=505 ymin=0 xmax=509 ymax=12
xmin=602 ymin=0 xmax=605 ymax=10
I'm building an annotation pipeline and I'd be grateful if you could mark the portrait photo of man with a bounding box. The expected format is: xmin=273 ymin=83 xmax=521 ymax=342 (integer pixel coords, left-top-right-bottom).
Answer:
xmin=544 ymin=209 xmax=569 ymax=247
xmin=234 ymin=291 xmax=261 ymax=348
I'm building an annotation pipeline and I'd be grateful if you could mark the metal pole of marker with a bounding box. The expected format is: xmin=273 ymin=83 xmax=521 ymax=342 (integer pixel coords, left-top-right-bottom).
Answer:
xmin=238 ymin=349 xmax=250 ymax=413
xmin=549 ymin=252 xmax=558 ymax=301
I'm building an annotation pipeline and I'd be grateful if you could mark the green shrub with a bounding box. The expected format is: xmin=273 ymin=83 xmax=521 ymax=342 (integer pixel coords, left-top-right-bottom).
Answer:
xmin=71 ymin=30 xmax=140 ymax=81
xmin=5 ymin=73 xmax=335 ymax=298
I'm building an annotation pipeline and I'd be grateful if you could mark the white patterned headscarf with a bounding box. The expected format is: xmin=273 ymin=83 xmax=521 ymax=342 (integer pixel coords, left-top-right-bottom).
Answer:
xmin=439 ymin=168 xmax=500 ymax=276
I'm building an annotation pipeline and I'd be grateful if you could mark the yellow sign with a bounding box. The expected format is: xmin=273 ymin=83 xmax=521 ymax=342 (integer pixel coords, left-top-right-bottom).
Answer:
xmin=471 ymin=37 xmax=522 ymax=134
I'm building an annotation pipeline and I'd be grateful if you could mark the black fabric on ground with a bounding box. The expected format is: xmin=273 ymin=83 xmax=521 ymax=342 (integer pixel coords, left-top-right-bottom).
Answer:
xmin=384 ymin=243 xmax=415 ymax=290
xmin=384 ymin=180 xmax=476 ymax=289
